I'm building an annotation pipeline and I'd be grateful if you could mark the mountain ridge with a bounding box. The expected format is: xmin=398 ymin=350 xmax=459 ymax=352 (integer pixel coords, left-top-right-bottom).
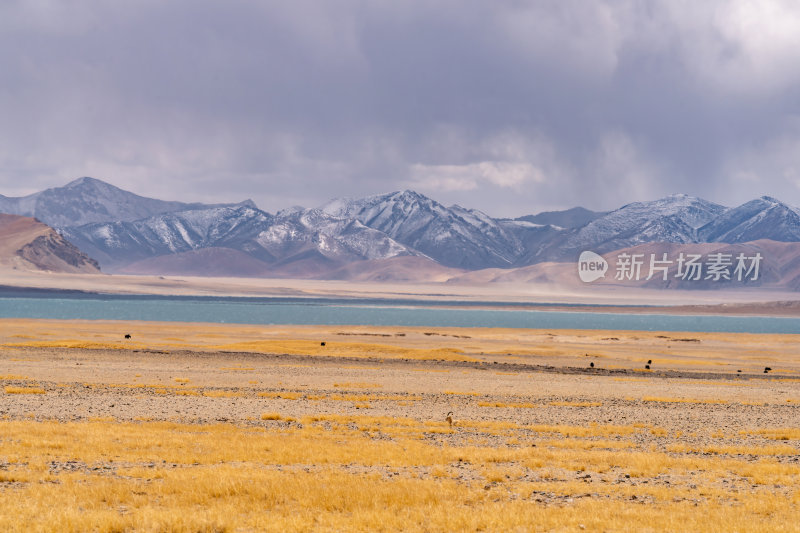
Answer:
xmin=2 ymin=178 xmax=800 ymax=283
xmin=0 ymin=213 xmax=101 ymax=274
xmin=0 ymin=177 xmax=257 ymax=228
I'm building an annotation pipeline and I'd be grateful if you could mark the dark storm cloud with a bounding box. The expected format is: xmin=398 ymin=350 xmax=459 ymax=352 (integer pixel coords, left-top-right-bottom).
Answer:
xmin=2 ymin=0 xmax=800 ymax=216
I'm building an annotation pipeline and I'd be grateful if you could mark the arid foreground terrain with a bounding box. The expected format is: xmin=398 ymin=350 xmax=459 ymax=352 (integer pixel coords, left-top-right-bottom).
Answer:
xmin=1 ymin=319 xmax=799 ymax=531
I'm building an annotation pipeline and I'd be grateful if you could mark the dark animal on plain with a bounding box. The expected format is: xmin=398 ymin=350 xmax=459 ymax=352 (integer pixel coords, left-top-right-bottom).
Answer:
xmin=645 ymin=364 xmax=650 ymax=370
xmin=647 ymin=359 xmax=652 ymax=365
xmin=124 ymin=334 xmax=131 ymax=339
xmin=590 ymin=362 xmax=594 ymax=368
xmin=764 ymin=367 xmax=772 ymax=373
xmin=320 ymin=342 xmax=326 ymax=347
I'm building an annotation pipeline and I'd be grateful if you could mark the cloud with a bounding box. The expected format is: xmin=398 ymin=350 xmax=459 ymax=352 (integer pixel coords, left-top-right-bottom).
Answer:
xmin=720 ymin=128 xmax=800 ymax=205
xmin=408 ymin=161 xmax=545 ymax=192
xmin=687 ymin=1 xmax=800 ymax=95
xmin=590 ymin=131 xmax=666 ymax=202
xmin=493 ymin=1 xmax=625 ymax=80
xmin=1 ymin=1 xmax=800 ymax=215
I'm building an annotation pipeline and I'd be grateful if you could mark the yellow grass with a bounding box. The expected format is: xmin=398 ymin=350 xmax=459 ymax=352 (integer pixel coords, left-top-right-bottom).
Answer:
xmin=0 ymin=418 xmax=799 ymax=532
xmin=742 ymin=428 xmax=800 ymax=441
xmin=333 ymin=382 xmax=382 ymax=389
xmin=3 ymin=320 xmax=800 ymax=530
xmin=667 ymin=443 xmax=798 ymax=456
xmin=4 ymin=320 xmax=800 ymax=379
xmin=4 ymin=386 xmax=46 ymax=394
xmin=3 ymin=340 xmax=147 ymax=350
xmin=210 ymin=339 xmax=477 ymax=362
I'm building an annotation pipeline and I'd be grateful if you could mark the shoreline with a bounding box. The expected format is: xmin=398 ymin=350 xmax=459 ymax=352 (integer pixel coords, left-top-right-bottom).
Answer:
xmin=2 ymin=269 xmax=800 ymax=317
xmin=3 ymin=283 xmax=800 ymax=319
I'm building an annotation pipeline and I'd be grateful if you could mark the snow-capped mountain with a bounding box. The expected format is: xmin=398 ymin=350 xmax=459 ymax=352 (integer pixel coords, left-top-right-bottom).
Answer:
xmin=4 ymin=177 xmax=800 ymax=281
xmin=60 ymin=205 xmax=274 ymax=269
xmin=62 ymin=203 xmax=418 ymax=272
xmin=321 ymin=190 xmax=528 ymax=269
xmin=698 ymin=196 xmax=800 ymax=243
xmin=541 ymin=194 xmax=728 ymax=261
xmin=259 ymin=207 xmax=418 ymax=264
xmin=0 ymin=177 xmax=256 ymax=227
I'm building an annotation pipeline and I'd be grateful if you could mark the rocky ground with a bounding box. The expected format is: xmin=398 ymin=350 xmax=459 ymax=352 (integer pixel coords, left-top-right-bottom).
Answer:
xmin=2 ymin=336 xmax=799 ymax=437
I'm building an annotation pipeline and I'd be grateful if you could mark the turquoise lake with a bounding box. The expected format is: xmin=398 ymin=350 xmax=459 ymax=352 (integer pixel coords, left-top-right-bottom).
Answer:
xmin=0 ymin=292 xmax=798 ymax=334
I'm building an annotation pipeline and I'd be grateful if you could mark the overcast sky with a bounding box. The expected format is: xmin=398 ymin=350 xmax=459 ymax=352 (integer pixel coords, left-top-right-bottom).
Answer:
xmin=2 ymin=1 xmax=800 ymax=217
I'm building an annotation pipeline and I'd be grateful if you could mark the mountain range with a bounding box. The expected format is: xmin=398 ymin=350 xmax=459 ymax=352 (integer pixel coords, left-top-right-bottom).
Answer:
xmin=2 ymin=177 xmax=800 ymax=287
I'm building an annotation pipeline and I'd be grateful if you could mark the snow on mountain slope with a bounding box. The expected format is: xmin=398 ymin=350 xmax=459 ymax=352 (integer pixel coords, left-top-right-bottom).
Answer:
xmin=0 ymin=177 xmax=256 ymax=227
xmin=321 ymin=190 xmax=525 ymax=269
xmin=499 ymin=219 xmax=568 ymax=265
xmin=698 ymin=196 xmax=800 ymax=243
xmin=62 ymin=204 xmax=418 ymax=272
xmin=542 ymin=194 xmax=728 ymax=261
xmin=60 ymin=205 xmax=274 ymax=270
xmin=257 ymin=207 xmax=419 ymax=263
xmin=6 ymin=177 xmax=800 ymax=280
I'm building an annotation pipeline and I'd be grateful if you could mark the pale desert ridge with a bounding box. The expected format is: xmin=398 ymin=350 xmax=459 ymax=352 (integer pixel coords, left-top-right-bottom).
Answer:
xmin=1 ymin=319 xmax=800 ymax=531
xmin=3 ymin=266 xmax=800 ymax=319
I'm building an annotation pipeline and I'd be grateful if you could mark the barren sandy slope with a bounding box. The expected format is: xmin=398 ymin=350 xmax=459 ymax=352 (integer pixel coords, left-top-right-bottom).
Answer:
xmin=3 ymin=268 xmax=800 ymax=311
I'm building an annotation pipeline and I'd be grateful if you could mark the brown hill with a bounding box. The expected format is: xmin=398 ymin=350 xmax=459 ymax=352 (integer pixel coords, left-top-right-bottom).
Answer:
xmin=0 ymin=214 xmax=101 ymax=274
xmin=118 ymin=248 xmax=273 ymax=278
xmin=119 ymin=248 xmax=346 ymax=279
xmin=449 ymin=240 xmax=800 ymax=291
xmin=323 ymin=256 xmax=465 ymax=282
xmin=119 ymin=248 xmax=463 ymax=282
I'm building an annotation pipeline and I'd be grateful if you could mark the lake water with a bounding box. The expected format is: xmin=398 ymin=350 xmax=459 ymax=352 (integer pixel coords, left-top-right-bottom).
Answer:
xmin=0 ymin=291 xmax=798 ymax=334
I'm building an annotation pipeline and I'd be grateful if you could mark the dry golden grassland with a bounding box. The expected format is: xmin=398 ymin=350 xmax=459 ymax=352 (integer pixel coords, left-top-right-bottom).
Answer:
xmin=2 ymin=318 xmax=800 ymax=374
xmin=1 ymin=318 xmax=800 ymax=531
xmin=1 ymin=416 xmax=799 ymax=532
